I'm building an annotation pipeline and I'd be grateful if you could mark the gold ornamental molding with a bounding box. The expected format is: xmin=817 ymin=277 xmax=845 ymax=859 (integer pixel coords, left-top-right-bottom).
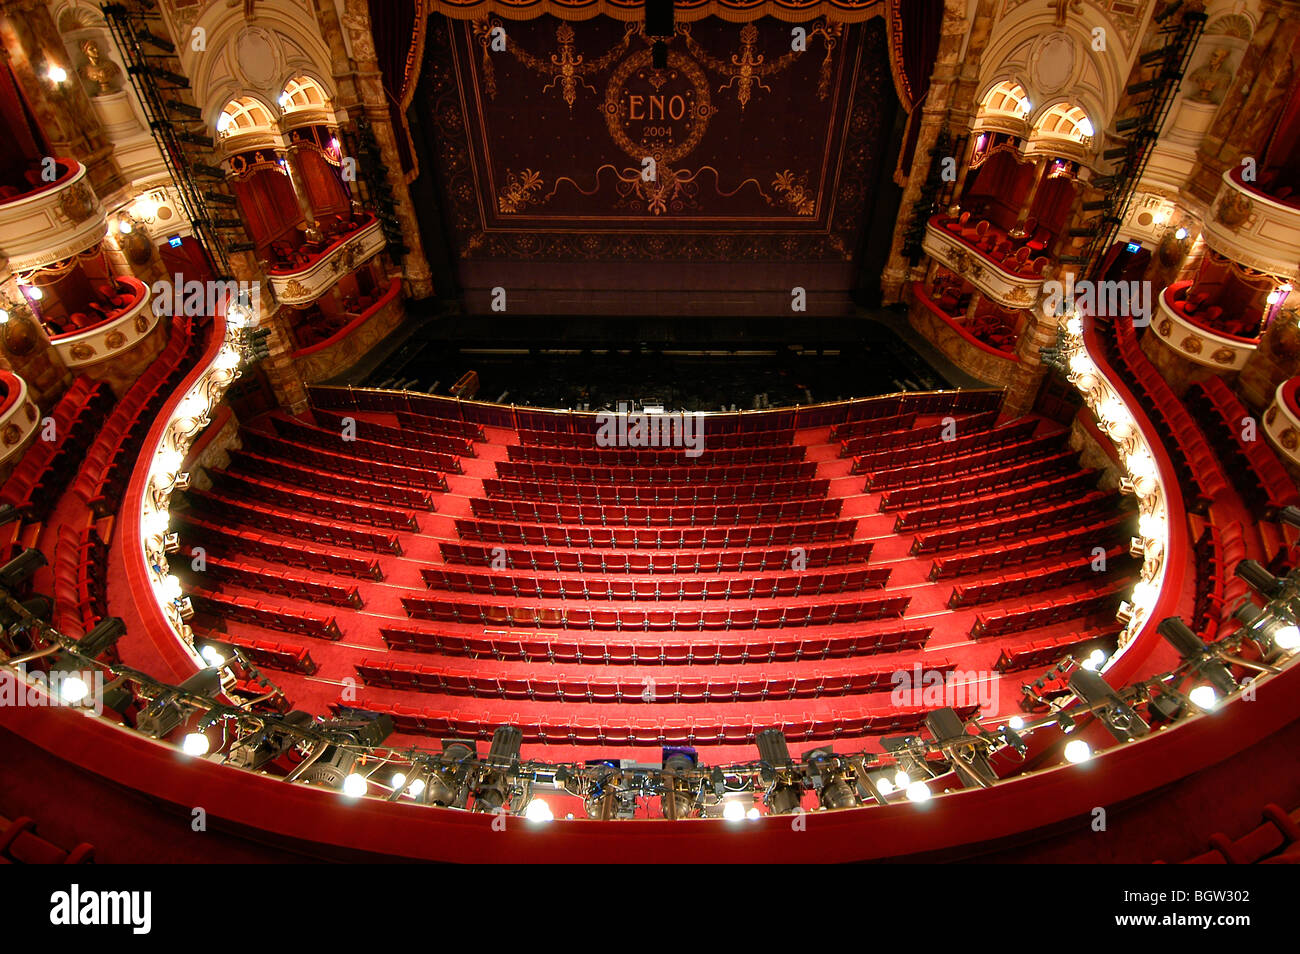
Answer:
xmin=922 ymin=218 xmax=1045 ymax=310
xmin=1204 ymin=168 xmax=1300 ymax=281
xmin=429 ymin=0 xmax=884 ymax=22
xmin=1152 ymin=284 xmax=1257 ymax=372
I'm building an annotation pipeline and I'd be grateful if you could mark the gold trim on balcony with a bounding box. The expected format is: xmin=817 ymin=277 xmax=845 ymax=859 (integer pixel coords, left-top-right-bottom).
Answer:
xmin=0 ymin=161 xmax=107 ymax=274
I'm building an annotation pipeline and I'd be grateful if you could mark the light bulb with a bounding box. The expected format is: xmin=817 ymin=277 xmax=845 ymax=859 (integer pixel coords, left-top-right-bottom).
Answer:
xmin=390 ymin=772 xmax=407 ymax=790
xmin=199 ymin=645 xmax=225 ymax=667
xmin=406 ymin=778 xmax=426 ymax=798
xmin=524 ymin=798 xmax=554 ymax=822
xmin=875 ymin=777 xmax=895 ymax=795
xmin=181 ymin=732 xmax=210 ymax=757
xmin=27 ymin=286 xmax=43 ymax=301
xmin=1063 ymin=740 xmax=1092 ymax=763
xmin=1175 ymin=227 xmax=1189 ymax=240
xmin=47 ymin=65 xmax=67 ymax=84
xmin=905 ymin=782 xmax=931 ymax=803
xmin=1189 ymin=685 xmax=1218 ymax=711
xmin=144 ymin=509 xmax=169 ymax=538
xmin=893 ymin=769 xmax=910 ymax=788
xmin=1008 ymin=716 xmax=1024 ymax=730
xmin=1066 ymin=315 xmax=1082 ymax=336
xmin=161 ymin=574 xmax=182 ymax=600
xmin=1273 ymin=624 xmax=1300 ymax=651
xmin=59 ymin=675 xmax=89 ymax=704
xmin=746 ymin=807 xmax=760 ymax=820
xmin=342 ymin=773 xmax=367 ymax=798
xmin=0 ymin=309 xmax=9 ymax=324
xmin=118 ymin=219 xmax=133 ymax=234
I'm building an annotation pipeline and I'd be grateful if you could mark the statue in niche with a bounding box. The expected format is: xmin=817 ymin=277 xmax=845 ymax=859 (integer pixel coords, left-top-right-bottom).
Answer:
xmin=1185 ymin=48 xmax=1233 ymax=104
xmin=78 ymin=39 xmax=123 ymax=96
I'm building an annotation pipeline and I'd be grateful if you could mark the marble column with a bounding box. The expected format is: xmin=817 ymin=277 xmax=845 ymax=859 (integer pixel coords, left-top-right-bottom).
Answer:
xmin=1237 ymin=302 xmax=1300 ymax=414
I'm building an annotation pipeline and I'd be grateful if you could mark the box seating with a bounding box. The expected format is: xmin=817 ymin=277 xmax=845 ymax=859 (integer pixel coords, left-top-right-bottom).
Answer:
xmin=516 ymin=427 xmax=796 ymax=450
xmin=950 ymin=545 xmax=1132 ymax=607
xmin=866 ymin=430 xmax=1068 ymax=491
xmin=195 ymin=629 xmax=318 ymax=674
xmin=468 ymin=496 xmax=842 ymax=528
xmin=187 ymin=585 xmax=342 ymax=640
xmin=203 ymin=554 xmax=363 ymax=607
xmin=841 ymin=409 xmax=997 ymax=459
xmin=187 ymin=489 xmax=401 ymax=554
xmin=495 ymin=460 xmax=816 ymax=486
xmin=226 ymin=449 xmax=436 ymax=509
xmin=176 ymin=511 xmax=383 ymax=579
xmin=421 ymin=565 xmax=889 ymax=600
xmin=311 ymin=408 xmax=476 ymax=457
xmin=400 ymin=594 xmax=909 ymax=628
xmin=879 ymin=448 xmax=1079 ymax=511
xmin=439 ymin=540 xmax=873 ymax=573
xmin=242 ymin=430 xmax=449 ymax=490
xmin=504 ymin=443 xmax=805 ymax=468
xmin=0 ymin=377 xmax=113 ymax=519
xmin=853 ymin=417 xmax=1037 ymax=475
xmin=270 ymin=415 xmax=462 ymax=474
xmin=454 ymin=517 xmax=857 ymax=549
xmin=993 ymin=625 xmax=1122 ymax=672
xmin=482 ymin=476 xmax=830 ymax=506
xmin=1186 ymin=378 xmax=1300 ymax=517
xmin=971 ymin=583 xmax=1127 ymax=638
xmin=895 ymin=469 xmax=1098 ymax=532
xmin=212 ymin=470 xmax=420 ymax=531
xmin=912 ymin=490 xmax=1118 ymax=555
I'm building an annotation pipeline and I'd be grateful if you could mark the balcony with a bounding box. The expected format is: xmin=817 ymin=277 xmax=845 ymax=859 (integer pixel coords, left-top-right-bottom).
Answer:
xmin=0 ymin=369 xmax=39 ymax=469
xmin=1204 ymin=167 xmax=1300 ymax=277
xmin=48 ymin=277 xmax=157 ymax=370
xmin=1151 ymin=281 xmax=1258 ymax=372
xmin=290 ymin=277 xmax=403 ymax=384
xmin=266 ymin=215 xmax=386 ymax=306
xmin=0 ymin=160 xmax=107 ymax=273
xmin=922 ymin=215 xmax=1048 ymax=310
xmin=1264 ymin=377 xmax=1300 ymax=474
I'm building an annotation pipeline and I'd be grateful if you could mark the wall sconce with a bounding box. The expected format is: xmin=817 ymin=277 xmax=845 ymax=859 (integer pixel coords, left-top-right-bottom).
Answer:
xmin=47 ymin=64 xmax=67 ymax=85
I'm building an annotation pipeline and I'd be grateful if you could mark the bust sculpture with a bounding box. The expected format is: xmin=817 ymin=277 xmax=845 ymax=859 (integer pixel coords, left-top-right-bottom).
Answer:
xmin=1185 ymin=48 xmax=1233 ymax=104
xmin=78 ymin=40 xmax=123 ymax=96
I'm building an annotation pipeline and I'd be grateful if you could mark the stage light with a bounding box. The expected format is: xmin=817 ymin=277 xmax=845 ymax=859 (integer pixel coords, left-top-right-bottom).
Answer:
xmin=1068 ymin=668 xmax=1149 ymax=742
xmin=181 ymin=732 xmax=210 ymax=757
xmin=524 ymin=798 xmax=553 ymax=823
xmin=1235 ymin=560 xmax=1284 ymax=599
xmin=755 ymin=728 xmax=804 ymax=814
xmin=1189 ymin=685 xmax=1218 ymax=711
xmin=0 ymin=548 xmax=47 ymax=590
xmin=660 ymin=749 xmax=699 ymax=819
xmin=1057 ymin=712 xmax=1077 ymax=734
xmin=805 ymin=748 xmax=861 ymax=810
xmin=1158 ymin=617 xmax=1238 ymax=696
xmin=136 ymin=668 xmax=222 ymax=738
xmin=342 ymin=772 xmax=367 ymax=798
xmin=472 ymin=726 xmax=522 ymax=813
xmin=79 ymin=617 xmax=126 ymax=659
xmin=905 ymin=781 xmax=931 ymax=803
xmin=1274 ymin=625 xmax=1300 ymax=652
xmin=1063 ymin=740 xmax=1092 ymax=763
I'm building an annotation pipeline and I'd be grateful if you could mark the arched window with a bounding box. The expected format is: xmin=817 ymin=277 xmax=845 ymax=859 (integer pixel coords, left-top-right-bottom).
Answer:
xmin=217 ymin=96 xmax=276 ymax=139
xmin=981 ymin=80 xmax=1032 ymax=119
xmin=1033 ymin=103 xmax=1094 ymax=143
xmin=278 ymin=75 xmax=332 ymax=114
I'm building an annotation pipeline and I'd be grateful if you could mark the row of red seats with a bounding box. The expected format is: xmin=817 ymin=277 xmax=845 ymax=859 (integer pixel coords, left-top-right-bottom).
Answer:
xmin=400 ymin=595 xmax=911 ymax=629
xmin=826 ymin=410 xmax=918 ymax=444
xmin=911 ymin=490 xmax=1118 ymax=554
xmin=271 ymin=416 xmax=463 ymax=475
xmin=1193 ymin=522 xmax=1249 ymax=641
xmin=866 ymin=430 xmax=1068 ymax=492
xmin=853 ymin=418 xmax=1038 ymax=475
xmin=832 ymin=388 xmax=1003 ymax=433
xmin=971 ymin=583 xmax=1126 ymax=639
xmin=195 ymin=628 xmax=318 ymax=674
xmin=334 ymin=701 xmax=979 ymax=744
xmin=379 ymin=623 xmax=932 ymax=662
xmin=950 ymin=545 xmax=1130 ymax=607
xmin=469 ymin=496 xmax=841 ymax=529
xmin=0 ymin=377 xmax=113 ymax=519
xmin=516 ymin=427 xmax=795 ymax=450
xmin=505 ymin=442 xmax=805 ymax=469
xmin=242 ymin=430 xmax=449 ymax=491
xmin=993 ymin=626 xmax=1121 ymax=672
xmin=1187 ymin=378 xmax=1300 ymax=517
xmin=227 ymin=449 xmax=437 ymax=509
xmin=51 ymin=515 xmax=106 ymax=640
xmin=454 ymin=517 xmax=857 ymax=550
xmin=482 ymin=475 xmax=830 ymax=506
xmin=422 ymin=566 xmax=889 ymax=601
xmin=202 ymin=553 xmax=362 ymax=608
xmin=894 ymin=469 xmax=1099 ymax=532
xmin=841 ymin=409 xmax=999 ymax=459
xmin=187 ymin=586 xmax=342 ymax=640
xmin=312 ymin=408 xmax=476 ymax=457
xmin=929 ymin=512 xmax=1131 ymax=579
xmin=879 ymin=448 xmax=1079 ymax=511
xmin=495 ymin=460 xmax=817 ymax=487
xmin=1105 ymin=315 xmax=1228 ymax=510
xmin=70 ymin=318 xmax=203 ymax=516
xmin=355 ymin=658 xmax=956 ymax=702
xmin=177 ymin=512 xmax=383 ymax=579
xmin=439 ymin=540 xmax=873 ymax=574
xmin=213 ymin=470 xmax=420 ymax=531
xmin=188 ymin=489 xmax=402 ymax=554
xmin=392 ymin=409 xmax=485 ymax=442
xmin=0 ymin=815 xmax=93 ymax=865
xmin=1164 ymin=803 xmax=1300 ymax=864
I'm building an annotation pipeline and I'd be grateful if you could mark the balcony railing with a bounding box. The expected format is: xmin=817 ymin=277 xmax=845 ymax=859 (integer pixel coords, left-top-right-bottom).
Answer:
xmin=1265 ymin=377 xmax=1300 ymax=472
xmin=1151 ymin=281 xmax=1258 ymax=371
xmin=266 ymin=216 xmax=386 ymax=306
xmin=0 ymin=370 xmax=39 ymax=468
xmin=0 ymin=160 xmax=106 ymax=273
xmin=922 ymin=215 xmax=1047 ymax=310
xmin=1205 ymin=167 xmax=1300 ymax=278
xmin=48 ymin=277 xmax=157 ymax=369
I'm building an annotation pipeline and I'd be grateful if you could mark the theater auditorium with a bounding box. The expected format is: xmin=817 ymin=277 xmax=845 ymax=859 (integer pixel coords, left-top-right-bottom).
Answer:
xmin=0 ymin=0 xmax=1297 ymax=866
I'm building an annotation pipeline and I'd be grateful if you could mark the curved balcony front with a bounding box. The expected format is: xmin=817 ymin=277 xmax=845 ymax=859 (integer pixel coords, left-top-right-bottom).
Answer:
xmin=0 ymin=160 xmax=107 ymax=273
xmin=1264 ymin=377 xmax=1300 ymax=474
xmin=1205 ymin=167 xmax=1300 ymax=278
xmin=267 ymin=217 xmax=386 ymax=306
xmin=1152 ymin=282 xmax=1258 ymax=372
xmin=922 ymin=216 xmax=1046 ymax=310
xmin=0 ymin=369 xmax=39 ymax=467
xmin=48 ymin=277 xmax=157 ymax=370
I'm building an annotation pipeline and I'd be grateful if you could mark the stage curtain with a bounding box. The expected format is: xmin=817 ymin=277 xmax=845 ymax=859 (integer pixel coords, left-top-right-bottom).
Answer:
xmin=368 ymin=0 xmax=424 ymax=174
xmin=294 ymin=148 xmax=352 ymax=217
xmin=0 ymin=61 xmax=50 ymax=187
xmin=1262 ymin=44 xmax=1300 ymax=190
xmin=888 ymin=0 xmax=943 ymax=177
xmin=1033 ymin=176 xmax=1076 ymax=242
xmin=232 ymin=169 xmax=303 ymax=251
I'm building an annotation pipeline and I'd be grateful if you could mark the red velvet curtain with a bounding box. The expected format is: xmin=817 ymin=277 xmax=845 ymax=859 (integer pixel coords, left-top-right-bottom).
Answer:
xmin=232 ymin=169 xmax=303 ymax=251
xmin=965 ymin=152 xmax=1034 ymax=229
xmin=1262 ymin=46 xmax=1300 ymax=190
xmin=0 ymin=61 xmax=50 ymax=188
xmin=1033 ymin=176 xmax=1076 ymax=242
xmin=888 ymin=0 xmax=944 ymax=175
xmin=294 ymin=148 xmax=351 ymax=217
xmin=367 ymin=0 xmax=421 ymax=173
